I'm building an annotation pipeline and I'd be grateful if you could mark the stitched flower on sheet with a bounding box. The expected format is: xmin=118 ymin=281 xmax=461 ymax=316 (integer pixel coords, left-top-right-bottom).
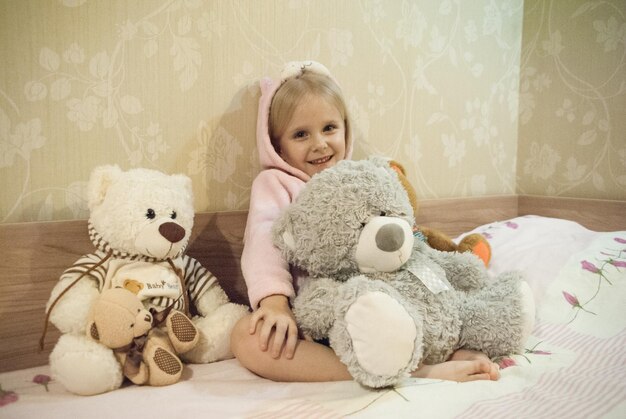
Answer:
xmin=0 ymin=385 xmax=18 ymax=407
xmin=33 ymin=374 xmax=51 ymax=392
xmin=497 ymin=357 xmax=517 ymax=369
xmin=566 ymin=237 xmax=626 ymax=323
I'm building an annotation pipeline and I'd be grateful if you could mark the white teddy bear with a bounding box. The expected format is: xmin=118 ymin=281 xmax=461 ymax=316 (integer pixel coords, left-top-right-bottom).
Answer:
xmin=45 ymin=165 xmax=248 ymax=395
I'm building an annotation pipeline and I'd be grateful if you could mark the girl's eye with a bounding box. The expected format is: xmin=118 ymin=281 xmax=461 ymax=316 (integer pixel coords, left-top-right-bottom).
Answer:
xmin=293 ymin=130 xmax=307 ymax=139
xmin=324 ymin=124 xmax=336 ymax=132
xmin=146 ymin=209 xmax=156 ymax=219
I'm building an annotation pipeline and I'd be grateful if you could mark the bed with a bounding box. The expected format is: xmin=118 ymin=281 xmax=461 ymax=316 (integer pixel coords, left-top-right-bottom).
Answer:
xmin=1 ymin=197 xmax=625 ymax=418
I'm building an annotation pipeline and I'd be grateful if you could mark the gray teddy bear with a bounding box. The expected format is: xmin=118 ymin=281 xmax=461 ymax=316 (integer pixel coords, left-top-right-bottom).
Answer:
xmin=272 ymin=157 xmax=535 ymax=388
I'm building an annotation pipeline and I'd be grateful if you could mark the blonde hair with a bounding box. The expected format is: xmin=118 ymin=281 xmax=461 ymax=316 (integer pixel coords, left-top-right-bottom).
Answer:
xmin=269 ymin=71 xmax=351 ymax=153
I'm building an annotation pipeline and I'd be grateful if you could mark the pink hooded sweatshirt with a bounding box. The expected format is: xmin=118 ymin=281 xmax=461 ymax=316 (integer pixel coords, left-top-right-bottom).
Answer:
xmin=241 ymin=69 xmax=353 ymax=309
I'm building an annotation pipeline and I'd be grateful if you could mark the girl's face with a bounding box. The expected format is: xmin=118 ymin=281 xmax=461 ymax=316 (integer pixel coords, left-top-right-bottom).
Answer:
xmin=277 ymin=94 xmax=346 ymax=178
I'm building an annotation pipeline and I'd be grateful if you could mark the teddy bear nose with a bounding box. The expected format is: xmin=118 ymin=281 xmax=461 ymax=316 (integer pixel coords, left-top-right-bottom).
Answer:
xmin=375 ymin=223 xmax=405 ymax=252
xmin=159 ymin=222 xmax=185 ymax=243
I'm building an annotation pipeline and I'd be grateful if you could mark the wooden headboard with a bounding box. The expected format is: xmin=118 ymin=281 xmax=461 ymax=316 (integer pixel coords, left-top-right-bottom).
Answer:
xmin=1 ymin=195 xmax=624 ymax=373
xmin=0 ymin=211 xmax=250 ymax=373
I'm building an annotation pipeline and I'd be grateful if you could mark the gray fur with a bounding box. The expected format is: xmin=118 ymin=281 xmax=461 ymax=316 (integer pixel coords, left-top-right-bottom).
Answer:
xmin=273 ymin=158 xmax=534 ymax=388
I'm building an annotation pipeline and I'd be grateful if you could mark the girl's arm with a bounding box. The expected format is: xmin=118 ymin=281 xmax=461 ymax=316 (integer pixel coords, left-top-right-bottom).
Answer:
xmin=241 ymin=171 xmax=303 ymax=309
xmin=241 ymin=171 xmax=305 ymax=358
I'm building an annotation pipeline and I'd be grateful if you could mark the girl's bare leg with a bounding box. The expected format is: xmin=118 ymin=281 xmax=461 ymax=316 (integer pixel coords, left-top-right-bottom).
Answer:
xmin=231 ymin=314 xmax=498 ymax=383
xmin=231 ymin=314 xmax=351 ymax=382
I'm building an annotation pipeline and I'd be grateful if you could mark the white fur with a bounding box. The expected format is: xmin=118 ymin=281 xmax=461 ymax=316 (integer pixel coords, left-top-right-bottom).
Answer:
xmin=50 ymin=334 xmax=123 ymax=396
xmin=87 ymin=165 xmax=122 ymax=210
xmin=47 ymin=277 xmax=100 ymax=334
xmin=47 ymin=166 xmax=246 ymax=395
xmin=280 ymin=60 xmax=331 ymax=83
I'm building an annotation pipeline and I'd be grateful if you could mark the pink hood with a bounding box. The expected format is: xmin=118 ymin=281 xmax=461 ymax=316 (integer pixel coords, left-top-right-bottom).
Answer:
xmin=255 ymin=75 xmax=353 ymax=181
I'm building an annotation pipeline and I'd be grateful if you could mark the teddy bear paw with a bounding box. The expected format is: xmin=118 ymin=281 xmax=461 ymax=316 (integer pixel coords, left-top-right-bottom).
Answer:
xmin=458 ymin=233 xmax=491 ymax=266
xmin=124 ymin=359 xmax=150 ymax=385
xmin=344 ymin=291 xmax=417 ymax=377
xmin=145 ymin=345 xmax=183 ymax=386
xmin=167 ymin=310 xmax=199 ymax=353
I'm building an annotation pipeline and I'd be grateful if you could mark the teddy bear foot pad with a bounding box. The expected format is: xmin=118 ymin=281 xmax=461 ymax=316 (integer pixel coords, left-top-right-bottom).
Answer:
xmin=345 ymin=291 xmax=416 ymax=376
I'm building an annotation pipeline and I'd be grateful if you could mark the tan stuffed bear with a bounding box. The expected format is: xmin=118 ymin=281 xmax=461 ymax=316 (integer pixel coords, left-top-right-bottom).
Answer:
xmin=87 ymin=287 xmax=199 ymax=387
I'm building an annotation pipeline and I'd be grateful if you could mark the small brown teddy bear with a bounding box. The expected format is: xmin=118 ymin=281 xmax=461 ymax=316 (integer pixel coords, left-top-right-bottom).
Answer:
xmin=389 ymin=160 xmax=491 ymax=266
xmin=87 ymin=287 xmax=199 ymax=387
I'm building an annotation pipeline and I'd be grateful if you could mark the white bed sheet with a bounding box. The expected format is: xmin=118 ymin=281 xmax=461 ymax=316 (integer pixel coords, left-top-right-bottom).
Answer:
xmin=1 ymin=216 xmax=625 ymax=418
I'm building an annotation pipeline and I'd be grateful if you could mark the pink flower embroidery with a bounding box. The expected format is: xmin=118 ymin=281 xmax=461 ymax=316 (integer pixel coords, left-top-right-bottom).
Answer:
xmin=563 ymin=291 xmax=579 ymax=307
xmin=525 ymin=341 xmax=551 ymax=356
xmin=609 ymin=260 xmax=626 ymax=269
xmin=563 ymin=290 xmax=596 ymax=323
xmin=568 ymin=242 xmax=624 ymax=324
xmin=498 ymin=357 xmax=517 ymax=369
xmin=505 ymin=221 xmax=519 ymax=229
xmin=33 ymin=374 xmax=51 ymax=392
xmin=0 ymin=386 xmax=18 ymax=407
xmin=581 ymin=260 xmax=600 ymax=274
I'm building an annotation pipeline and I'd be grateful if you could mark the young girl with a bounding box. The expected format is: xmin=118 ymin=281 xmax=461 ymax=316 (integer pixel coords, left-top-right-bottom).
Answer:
xmin=230 ymin=61 xmax=500 ymax=383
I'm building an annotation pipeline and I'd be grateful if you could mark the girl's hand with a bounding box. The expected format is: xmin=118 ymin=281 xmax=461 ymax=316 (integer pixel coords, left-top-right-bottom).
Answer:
xmin=249 ymin=294 xmax=299 ymax=359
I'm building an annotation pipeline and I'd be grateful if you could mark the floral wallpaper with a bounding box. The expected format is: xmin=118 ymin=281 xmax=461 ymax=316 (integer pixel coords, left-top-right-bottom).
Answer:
xmin=0 ymin=0 xmax=623 ymax=224
xmin=518 ymin=0 xmax=626 ymax=199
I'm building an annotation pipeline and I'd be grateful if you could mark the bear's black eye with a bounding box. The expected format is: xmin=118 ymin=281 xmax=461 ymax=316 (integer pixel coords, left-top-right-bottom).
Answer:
xmin=129 ymin=323 xmax=134 ymax=328
xmin=380 ymin=211 xmax=387 ymax=216
xmin=170 ymin=211 xmax=177 ymax=219
xmin=146 ymin=208 xmax=156 ymax=219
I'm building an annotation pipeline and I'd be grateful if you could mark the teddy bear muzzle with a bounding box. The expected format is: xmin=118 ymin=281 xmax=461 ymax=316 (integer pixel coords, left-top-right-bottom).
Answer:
xmin=355 ymin=216 xmax=414 ymax=273
xmin=135 ymin=220 xmax=187 ymax=259
xmin=134 ymin=310 xmax=153 ymax=338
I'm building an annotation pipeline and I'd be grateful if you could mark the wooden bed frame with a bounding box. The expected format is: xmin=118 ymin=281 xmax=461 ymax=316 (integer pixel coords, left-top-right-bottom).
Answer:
xmin=1 ymin=194 xmax=624 ymax=373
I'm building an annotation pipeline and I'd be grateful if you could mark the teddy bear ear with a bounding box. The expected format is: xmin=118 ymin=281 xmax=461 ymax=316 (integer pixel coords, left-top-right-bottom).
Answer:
xmin=280 ymin=61 xmax=331 ymax=82
xmin=87 ymin=165 xmax=122 ymax=210
xmin=272 ymin=212 xmax=296 ymax=253
xmin=281 ymin=230 xmax=296 ymax=252
xmin=171 ymin=174 xmax=193 ymax=198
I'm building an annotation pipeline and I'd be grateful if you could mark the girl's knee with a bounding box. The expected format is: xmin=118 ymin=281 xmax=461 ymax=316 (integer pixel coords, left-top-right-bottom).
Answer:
xmin=231 ymin=319 xmax=274 ymax=375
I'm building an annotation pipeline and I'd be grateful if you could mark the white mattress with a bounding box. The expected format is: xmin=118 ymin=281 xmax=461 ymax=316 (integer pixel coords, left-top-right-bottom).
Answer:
xmin=2 ymin=216 xmax=625 ymax=418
